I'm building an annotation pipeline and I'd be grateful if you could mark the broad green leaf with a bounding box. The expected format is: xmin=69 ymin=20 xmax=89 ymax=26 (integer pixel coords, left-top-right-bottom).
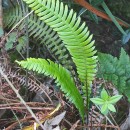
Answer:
xmin=90 ymin=98 xmax=104 ymax=105
xmin=101 ymin=88 xmax=109 ymax=100
xmin=101 ymin=103 xmax=108 ymax=115
xmin=108 ymin=95 xmax=122 ymax=104
xmin=108 ymin=104 xmax=116 ymax=112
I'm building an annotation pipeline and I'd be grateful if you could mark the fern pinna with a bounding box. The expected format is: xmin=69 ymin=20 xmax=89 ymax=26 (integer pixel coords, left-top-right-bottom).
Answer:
xmin=17 ymin=0 xmax=97 ymax=119
xmin=16 ymin=58 xmax=85 ymax=118
xmin=97 ymin=48 xmax=130 ymax=101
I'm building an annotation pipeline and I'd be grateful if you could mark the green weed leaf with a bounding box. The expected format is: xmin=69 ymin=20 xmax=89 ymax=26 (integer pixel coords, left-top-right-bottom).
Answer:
xmin=90 ymin=98 xmax=104 ymax=105
xmin=101 ymin=88 xmax=109 ymax=100
xmin=108 ymin=104 xmax=116 ymax=112
xmin=109 ymin=95 xmax=122 ymax=104
xmin=101 ymin=103 xmax=108 ymax=114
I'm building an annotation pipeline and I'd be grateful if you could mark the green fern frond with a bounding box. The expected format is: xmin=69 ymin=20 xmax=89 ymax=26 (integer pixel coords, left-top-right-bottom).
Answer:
xmin=98 ymin=48 xmax=130 ymax=101
xmin=3 ymin=5 xmax=72 ymax=70
xmin=22 ymin=0 xmax=97 ymax=86
xmin=98 ymin=53 xmax=117 ymax=74
xmin=16 ymin=58 xmax=85 ymax=119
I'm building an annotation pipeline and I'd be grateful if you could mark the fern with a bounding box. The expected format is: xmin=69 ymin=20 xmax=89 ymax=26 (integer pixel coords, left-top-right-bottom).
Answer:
xmin=16 ymin=0 xmax=97 ymax=118
xmin=16 ymin=58 xmax=85 ymax=119
xmin=97 ymin=48 xmax=130 ymax=101
xmin=3 ymin=5 xmax=72 ymax=70
xmin=22 ymin=0 xmax=97 ymax=88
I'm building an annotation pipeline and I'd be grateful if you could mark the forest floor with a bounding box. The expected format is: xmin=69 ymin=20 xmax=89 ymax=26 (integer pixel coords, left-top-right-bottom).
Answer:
xmin=1 ymin=2 xmax=130 ymax=129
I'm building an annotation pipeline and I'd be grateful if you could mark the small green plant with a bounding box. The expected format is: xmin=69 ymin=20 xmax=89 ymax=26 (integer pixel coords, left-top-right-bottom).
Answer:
xmin=90 ymin=88 xmax=122 ymax=115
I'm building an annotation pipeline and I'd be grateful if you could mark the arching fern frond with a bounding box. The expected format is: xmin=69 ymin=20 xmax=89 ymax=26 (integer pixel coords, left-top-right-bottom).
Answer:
xmin=22 ymin=0 xmax=97 ymax=87
xmin=3 ymin=5 xmax=72 ymax=70
xmin=16 ymin=58 xmax=85 ymax=119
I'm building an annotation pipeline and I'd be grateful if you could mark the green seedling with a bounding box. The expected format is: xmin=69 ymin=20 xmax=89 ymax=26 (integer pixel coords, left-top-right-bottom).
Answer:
xmin=90 ymin=88 xmax=122 ymax=115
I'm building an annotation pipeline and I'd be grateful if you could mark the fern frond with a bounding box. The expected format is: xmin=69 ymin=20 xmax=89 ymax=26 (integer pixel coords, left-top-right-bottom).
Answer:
xmin=22 ymin=0 xmax=97 ymax=86
xmin=98 ymin=48 xmax=130 ymax=101
xmin=16 ymin=58 xmax=85 ymax=119
xmin=3 ymin=5 xmax=72 ymax=70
